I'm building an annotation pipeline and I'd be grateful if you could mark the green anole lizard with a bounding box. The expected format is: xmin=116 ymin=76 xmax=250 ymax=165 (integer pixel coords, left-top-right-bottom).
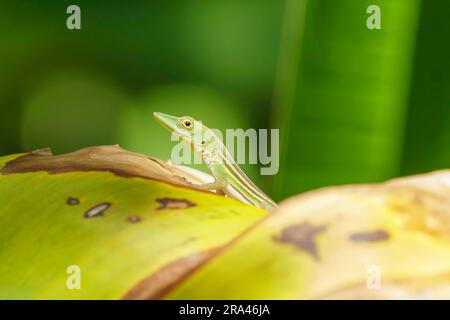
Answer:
xmin=154 ymin=112 xmax=278 ymax=211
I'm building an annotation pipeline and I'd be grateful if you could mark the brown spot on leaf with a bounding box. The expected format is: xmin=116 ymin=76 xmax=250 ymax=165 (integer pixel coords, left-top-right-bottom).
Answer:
xmin=66 ymin=197 xmax=80 ymax=206
xmin=84 ymin=202 xmax=111 ymax=218
xmin=127 ymin=215 xmax=141 ymax=223
xmin=122 ymin=248 xmax=222 ymax=300
xmin=156 ymin=197 xmax=196 ymax=210
xmin=350 ymin=230 xmax=390 ymax=242
xmin=273 ymin=222 xmax=327 ymax=261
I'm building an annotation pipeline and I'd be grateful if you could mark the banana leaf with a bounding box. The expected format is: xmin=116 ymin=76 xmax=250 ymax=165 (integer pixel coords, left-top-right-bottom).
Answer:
xmin=273 ymin=0 xmax=422 ymax=198
xmin=168 ymin=170 xmax=450 ymax=299
xmin=0 ymin=146 xmax=266 ymax=299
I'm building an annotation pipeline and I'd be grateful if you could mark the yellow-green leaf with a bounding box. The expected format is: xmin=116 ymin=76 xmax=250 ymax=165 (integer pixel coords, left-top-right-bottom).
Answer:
xmin=0 ymin=146 xmax=266 ymax=299
xmin=167 ymin=170 xmax=450 ymax=299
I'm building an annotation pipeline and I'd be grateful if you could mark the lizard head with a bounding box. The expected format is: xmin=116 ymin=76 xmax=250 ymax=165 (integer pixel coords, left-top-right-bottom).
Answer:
xmin=153 ymin=112 xmax=203 ymax=146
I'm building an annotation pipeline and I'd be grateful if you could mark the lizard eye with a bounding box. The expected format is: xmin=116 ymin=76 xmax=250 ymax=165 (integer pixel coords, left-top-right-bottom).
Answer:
xmin=179 ymin=117 xmax=194 ymax=130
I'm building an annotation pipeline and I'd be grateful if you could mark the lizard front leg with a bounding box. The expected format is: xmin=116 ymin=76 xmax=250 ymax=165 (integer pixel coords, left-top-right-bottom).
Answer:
xmin=187 ymin=180 xmax=228 ymax=192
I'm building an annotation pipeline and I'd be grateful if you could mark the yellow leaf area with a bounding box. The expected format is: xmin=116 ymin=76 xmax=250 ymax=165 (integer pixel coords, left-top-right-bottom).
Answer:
xmin=0 ymin=146 xmax=266 ymax=299
xmin=168 ymin=170 xmax=450 ymax=299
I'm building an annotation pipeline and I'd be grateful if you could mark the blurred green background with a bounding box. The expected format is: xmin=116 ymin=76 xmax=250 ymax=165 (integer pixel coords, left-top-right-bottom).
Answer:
xmin=0 ymin=0 xmax=448 ymax=200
